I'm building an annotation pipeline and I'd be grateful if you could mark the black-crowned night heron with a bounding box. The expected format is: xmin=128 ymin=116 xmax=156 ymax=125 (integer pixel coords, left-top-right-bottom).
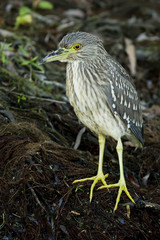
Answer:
xmin=40 ymin=32 xmax=144 ymax=211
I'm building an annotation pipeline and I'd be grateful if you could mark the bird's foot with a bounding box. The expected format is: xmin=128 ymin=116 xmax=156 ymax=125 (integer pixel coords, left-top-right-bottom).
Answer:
xmin=98 ymin=177 xmax=135 ymax=212
xmin=73 ymin=172 xmax=109 ymax=202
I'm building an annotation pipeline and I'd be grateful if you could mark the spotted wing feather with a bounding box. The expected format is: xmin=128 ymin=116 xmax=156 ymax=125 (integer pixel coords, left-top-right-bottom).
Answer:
xmin=101 ymin=56 xmax=144 ymax=145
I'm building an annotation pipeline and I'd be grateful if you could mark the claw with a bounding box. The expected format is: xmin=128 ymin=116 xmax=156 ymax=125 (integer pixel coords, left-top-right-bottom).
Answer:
xmin=98 ymin=177 xmax=135 ymax=211
xmin=73 ymin=173 xmax=109 ymax=201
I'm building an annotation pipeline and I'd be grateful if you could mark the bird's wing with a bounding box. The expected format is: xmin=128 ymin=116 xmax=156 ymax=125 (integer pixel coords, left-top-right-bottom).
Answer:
xmin=99 ymin=56 xmax=143 ymax=144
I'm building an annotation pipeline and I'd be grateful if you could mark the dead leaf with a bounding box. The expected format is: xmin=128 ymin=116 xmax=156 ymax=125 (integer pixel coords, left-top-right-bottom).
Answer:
xmin=64 ymin=9 xmax=85 ymax=18
xmin=143 ymin=105 xmax=160 ymax=120
xmin=71 ymin=210 xmax=80 ymax=215
xmin=0 ymin=29 xmax=14 ymax=37
xmin=142 ymin=172 xmax=150 ymax=187
xmin=136 ymin=32 xmax=160 ymax=42
xmin=125 ymin=38 xmax=137 ymax=76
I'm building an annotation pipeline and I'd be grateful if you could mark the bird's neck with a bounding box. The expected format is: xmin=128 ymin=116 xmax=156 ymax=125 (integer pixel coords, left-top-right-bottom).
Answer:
xmin=67 ymin=56 xmax=106 ymax=71
xmin=66 ymin=58 xmax=105 ymax=92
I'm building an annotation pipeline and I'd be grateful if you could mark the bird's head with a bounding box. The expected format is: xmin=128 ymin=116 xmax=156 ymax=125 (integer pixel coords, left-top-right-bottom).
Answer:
xmin=40 ymin=32 xmax=104 ymax=64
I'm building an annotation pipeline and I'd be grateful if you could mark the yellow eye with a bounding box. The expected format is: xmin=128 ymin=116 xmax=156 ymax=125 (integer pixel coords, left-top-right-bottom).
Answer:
xmin=73 ymin=43 xmax=81 ymax=50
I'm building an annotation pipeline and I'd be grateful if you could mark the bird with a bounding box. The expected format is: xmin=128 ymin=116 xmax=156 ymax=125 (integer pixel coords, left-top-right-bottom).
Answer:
xmin=40 ymin=32 xmax=144 ymax=211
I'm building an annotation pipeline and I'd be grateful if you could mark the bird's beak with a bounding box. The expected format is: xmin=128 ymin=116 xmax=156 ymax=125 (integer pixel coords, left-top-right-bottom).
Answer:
xmin=40 ymin=48 xmax=74 ymax=64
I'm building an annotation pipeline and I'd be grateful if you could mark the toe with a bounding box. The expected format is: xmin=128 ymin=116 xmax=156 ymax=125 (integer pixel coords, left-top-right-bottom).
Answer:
xmin=90 ymin=181 xmax=97 ymax=202
xmin=124 ymin=188 xmax=135 ymax=204
xmin=73 ymin=176 xmax=95 ymax=184
xmin=114 ymin=187 xmax=123 ymax=211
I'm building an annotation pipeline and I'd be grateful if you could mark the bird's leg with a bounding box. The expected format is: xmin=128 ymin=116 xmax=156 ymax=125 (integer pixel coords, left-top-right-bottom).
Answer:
xmin=98 ymin=138 xmax=135 ymax=211
xmin=73 ymin=133 xmax=108 ymax=201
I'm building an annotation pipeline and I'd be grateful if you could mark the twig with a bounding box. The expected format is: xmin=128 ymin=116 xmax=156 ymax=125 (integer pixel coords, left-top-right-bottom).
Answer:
xmin=27 ymin=183 xmax=47 ymax=213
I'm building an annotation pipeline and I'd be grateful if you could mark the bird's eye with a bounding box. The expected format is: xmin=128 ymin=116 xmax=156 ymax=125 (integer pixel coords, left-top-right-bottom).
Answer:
xmin=73 ymin=43 xmax=82 ymax=50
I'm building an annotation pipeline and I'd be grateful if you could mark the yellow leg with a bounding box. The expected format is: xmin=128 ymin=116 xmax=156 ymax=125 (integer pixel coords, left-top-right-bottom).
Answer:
xmin=98 ymin=138 xmax=135 ymax=211
xmin=73 ymin=133 xmax=109 ymax=201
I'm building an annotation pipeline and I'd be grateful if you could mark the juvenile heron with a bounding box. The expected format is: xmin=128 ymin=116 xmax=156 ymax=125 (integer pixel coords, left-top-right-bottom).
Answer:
xmin=40 ymin=32 xmax=144 ymax=211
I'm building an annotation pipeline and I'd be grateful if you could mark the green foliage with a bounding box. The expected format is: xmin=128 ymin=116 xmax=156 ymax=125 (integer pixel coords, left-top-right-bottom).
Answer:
xmin=0 ymin=43 xmax=13 ymax=65
xmin=0 ymin=40 xmax=47 ymax=96
xmin=17 ymin=94 xmax=27 ymax=104
xmin=15 ymin=6 xmax=32 ymax=29
xmin=21 ymin=56 xmax=42 ymax=70
xmin=75 ymin=185 xmax=84 ymax=192
xmin=17 ymin=46 xmax=43 ymax=71
xmin=15 ymin=2 xmax=54 ymax=29
xmin=18 ymin=45 xmax=30 ymax=57
xmin=0 ymin=41 xmax=44 ymax=81
xmin=37 ymin=1 xmax=54 ymax=10
xmin=19 ymin=6 xmax=32 ymax=16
